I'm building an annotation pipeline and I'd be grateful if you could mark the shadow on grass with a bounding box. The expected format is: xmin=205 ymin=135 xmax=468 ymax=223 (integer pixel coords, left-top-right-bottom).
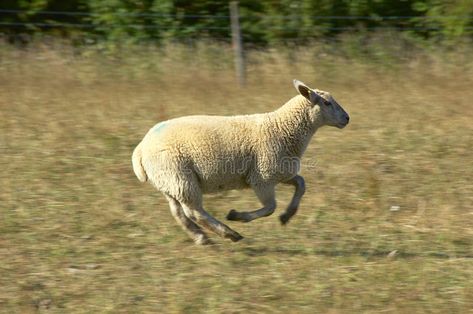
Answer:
xmin=241 ymin=246 xmax=473 ymax=259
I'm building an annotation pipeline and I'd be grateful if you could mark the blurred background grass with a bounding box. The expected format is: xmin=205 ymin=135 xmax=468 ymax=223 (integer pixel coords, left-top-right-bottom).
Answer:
xmin=1 ymin=36 xmax=472 ymax=313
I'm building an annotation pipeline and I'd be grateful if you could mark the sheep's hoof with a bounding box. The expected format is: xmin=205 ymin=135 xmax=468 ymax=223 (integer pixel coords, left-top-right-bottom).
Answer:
xmin=194 ymin=235 xmax=214 ymax=246
xmin=229 ymin=232 xmax=244 ymax=242
xmin=226 ymin=209 xmax=239 ymax=221
xmin=227 ymin=210 xmax=252 ymax=223
xmin=279 ymin=213 xmax=291 ymax=225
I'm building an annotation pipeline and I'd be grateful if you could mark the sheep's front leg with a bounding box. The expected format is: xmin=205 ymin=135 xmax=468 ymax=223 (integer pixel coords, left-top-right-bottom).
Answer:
xmin=226 ymin=186 xmax=276 ymax=223
xmin=165 ymin=195 xmax=212 ymax=245
xmin=180 ymin=200 xmax=244 ymax=242
xmin=279 ymin=175 xmax=305 ymax=225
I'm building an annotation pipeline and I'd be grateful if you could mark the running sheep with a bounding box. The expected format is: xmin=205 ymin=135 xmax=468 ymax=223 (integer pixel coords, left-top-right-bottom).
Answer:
xmin=132 ymin=80 xmax=350 ymax=245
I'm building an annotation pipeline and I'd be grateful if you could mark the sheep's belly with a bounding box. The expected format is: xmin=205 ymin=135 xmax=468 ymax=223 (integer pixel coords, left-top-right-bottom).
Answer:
xmin=199 ymin=174 xmax=250 ymax=194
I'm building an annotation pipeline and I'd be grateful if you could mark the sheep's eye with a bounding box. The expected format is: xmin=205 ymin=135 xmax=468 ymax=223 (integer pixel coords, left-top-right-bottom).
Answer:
xmin=324 ymin=100 xmax=332 ymax=106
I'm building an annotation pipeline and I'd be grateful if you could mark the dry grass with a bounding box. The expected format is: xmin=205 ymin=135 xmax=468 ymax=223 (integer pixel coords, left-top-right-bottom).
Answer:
xmin=1 ymin=40 xmax=472 ymax=313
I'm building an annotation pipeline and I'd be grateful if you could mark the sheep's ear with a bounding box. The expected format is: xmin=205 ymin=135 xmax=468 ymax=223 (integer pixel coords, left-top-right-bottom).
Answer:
xmin=293 ymin=79 xmax=322 ymax=105
xmin=293 ymin=79 xmax=311 ymax=100
xmin=308 ymin=90 xmax=323 ymax=105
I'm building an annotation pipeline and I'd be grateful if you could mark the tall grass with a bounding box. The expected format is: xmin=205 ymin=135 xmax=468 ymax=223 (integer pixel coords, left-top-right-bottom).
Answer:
xmin=1 ymin=36 xmax=472 ymax=313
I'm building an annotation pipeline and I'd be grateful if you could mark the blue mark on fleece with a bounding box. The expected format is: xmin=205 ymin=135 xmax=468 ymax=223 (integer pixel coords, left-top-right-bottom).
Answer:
xmin=151 ymin=122 xmax=167 ymax=134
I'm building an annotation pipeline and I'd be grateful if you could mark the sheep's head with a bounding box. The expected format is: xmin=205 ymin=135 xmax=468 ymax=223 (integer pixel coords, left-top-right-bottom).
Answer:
xmin=293 ymin=79 xmax=349 ymax=129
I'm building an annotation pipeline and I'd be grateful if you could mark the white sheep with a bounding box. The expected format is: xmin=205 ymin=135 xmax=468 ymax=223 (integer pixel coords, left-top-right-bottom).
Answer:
xmin=132 ymin=80 xmax=349 ymax=244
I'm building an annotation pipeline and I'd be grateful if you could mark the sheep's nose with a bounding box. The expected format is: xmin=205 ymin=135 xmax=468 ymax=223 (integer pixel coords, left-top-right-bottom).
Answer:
xmin=345 ymin=115 xmax=350 ymax=123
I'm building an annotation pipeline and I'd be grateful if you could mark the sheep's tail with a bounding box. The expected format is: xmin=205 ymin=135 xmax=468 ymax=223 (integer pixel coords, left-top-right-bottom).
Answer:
xmin=132 ymin=142 xmax=148 ymax=182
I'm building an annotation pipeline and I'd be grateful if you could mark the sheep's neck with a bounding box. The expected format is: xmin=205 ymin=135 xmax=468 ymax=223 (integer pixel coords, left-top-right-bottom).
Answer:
xmin=269 ymin=96 xmax=323 ymax=159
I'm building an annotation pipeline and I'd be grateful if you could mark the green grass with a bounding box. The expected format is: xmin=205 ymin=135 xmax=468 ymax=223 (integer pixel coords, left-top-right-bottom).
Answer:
xmin=1 ymin=41 xmax=472 ymax=313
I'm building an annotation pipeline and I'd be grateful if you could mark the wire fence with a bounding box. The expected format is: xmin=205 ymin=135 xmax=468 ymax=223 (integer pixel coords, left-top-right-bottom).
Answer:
xmin=1 ymin=8 xmax=472 ymax=86
xmin=1 ymin=8 xmax=473 ymax=33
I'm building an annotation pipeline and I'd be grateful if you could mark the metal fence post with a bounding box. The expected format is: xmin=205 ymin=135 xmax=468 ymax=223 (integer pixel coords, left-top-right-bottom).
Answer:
xmin=229 ymin=1 xmax=246 ymax=87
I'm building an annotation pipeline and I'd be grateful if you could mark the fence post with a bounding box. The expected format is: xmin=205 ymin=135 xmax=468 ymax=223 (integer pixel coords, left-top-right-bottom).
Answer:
xmin=229 ymin=1 xmax=246 ymax=87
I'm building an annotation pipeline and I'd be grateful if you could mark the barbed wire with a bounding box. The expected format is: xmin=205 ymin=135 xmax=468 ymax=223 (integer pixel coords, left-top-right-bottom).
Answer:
xmin=0 ymin=21 xmax=230 ymax=30
xmin=0 ymin=9 xmax=230 ymax=19
xmin=1 ymin=21 xmax=472 ymax=32
xmin=1 ymin=9 xmax=473 ymax=20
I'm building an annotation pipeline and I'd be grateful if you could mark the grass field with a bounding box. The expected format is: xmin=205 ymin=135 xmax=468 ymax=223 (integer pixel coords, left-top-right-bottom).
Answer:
xmin=1 ymin=40 xmax=472 ymax=313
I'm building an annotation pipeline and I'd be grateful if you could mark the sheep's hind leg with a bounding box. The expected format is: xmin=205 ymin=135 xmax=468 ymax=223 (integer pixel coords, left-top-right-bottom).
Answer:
xmin=279 ymin=175 xmax=305 ymax=225
xmin=180 ymin=200 xmax=244 ymax=242
xmin=226 ymin=186 xmax=276 ymax=223
xmin=165 ymin=195 xmax=212 ymax=245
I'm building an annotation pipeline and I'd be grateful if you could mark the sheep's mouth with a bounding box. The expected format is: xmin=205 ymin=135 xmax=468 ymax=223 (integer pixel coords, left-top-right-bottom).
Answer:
xmin=336 ymin=122 xmax=348 ymax=129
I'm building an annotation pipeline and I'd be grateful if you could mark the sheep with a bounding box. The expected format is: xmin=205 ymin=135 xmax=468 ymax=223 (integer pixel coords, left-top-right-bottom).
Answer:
xmin=132 ymin=79 xmax=350 ymax=245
